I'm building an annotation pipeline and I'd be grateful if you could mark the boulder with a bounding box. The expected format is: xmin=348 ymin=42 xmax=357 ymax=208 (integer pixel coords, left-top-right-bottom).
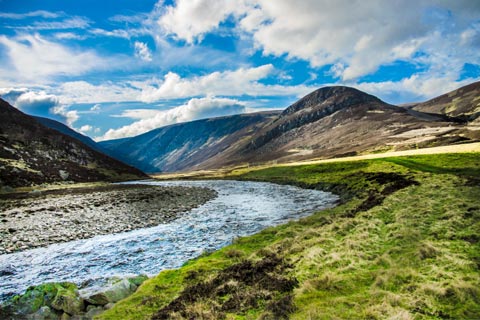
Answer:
xmin=50 ymin=287 xmax=85 ymax=315
xmin=85 ymin=279 xmax=137 ymax=305
xmin=11 ymin=282 xmax=70 ymax=314
xmin=27 ymin=306 xmax=58 ymax=320
xmin=85 ymin=305 xmax=104 ymax=318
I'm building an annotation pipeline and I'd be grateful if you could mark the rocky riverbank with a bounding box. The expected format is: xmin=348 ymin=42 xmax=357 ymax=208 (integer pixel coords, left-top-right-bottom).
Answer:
xmin=0 ymin=275 xmax=149 ymax=319
xmin=0 ymin=184 xmax=217 ymax=254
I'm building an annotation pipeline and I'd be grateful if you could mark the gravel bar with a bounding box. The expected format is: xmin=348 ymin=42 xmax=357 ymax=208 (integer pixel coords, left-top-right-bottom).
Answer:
xmin=0 ymin=184 xmax=217 ymax=254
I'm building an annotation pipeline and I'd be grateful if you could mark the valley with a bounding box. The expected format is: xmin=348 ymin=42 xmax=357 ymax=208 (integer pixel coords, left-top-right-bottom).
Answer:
xmin=1 ymin=1 xmax=479 ymax=319
xmin=98 ymin=83 xmax=480 ymax=173
xmin=101 ymin=152 xmax=480 ymax=320
xmin=0 ymin=82 xmax=479 ymax=319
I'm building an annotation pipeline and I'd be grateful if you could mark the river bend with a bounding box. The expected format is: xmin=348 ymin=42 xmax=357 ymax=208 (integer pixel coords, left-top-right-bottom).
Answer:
xmin=0 ymin=180 xmax=338 ymax=299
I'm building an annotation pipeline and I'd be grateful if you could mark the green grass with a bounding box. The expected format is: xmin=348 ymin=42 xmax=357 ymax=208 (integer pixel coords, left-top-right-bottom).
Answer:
xmin=99 ymin=153 xmax=480 ymax=319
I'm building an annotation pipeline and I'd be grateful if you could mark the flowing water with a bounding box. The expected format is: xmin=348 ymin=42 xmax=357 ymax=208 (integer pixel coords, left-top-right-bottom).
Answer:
xmin=0 ymin=180 xmax=338 ymax=300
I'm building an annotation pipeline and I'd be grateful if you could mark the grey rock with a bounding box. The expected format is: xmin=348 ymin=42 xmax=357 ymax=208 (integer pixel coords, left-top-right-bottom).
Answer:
xmin=85 ymin=279 xmax=137 ymax=305
xmin=51 ymin=287 xmax=85 ymax=315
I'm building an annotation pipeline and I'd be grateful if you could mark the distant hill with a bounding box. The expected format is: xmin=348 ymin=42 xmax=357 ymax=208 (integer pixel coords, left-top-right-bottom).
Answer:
xmin=411 ymin=81 xmax=480 ymax=121
xmin=99 ymin=111 xmax=280 ymax=172
xmin=0 ymin=99 xmax=146 ymax=188
xmin=100 ymin=83 xmax=480 ymax=173
xmin=34 ymin=116 xmax=107 ymax=154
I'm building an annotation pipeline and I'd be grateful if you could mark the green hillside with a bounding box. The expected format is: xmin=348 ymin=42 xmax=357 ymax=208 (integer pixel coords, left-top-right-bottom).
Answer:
xmin=100 ymin=152 xmax=480 ymax=319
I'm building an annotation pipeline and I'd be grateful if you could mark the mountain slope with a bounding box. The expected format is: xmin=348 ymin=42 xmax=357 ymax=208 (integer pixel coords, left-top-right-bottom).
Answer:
xmin=100 ymin=84 xmax=479 ymax=173
xmin=99 ymin=111 xmax=280 ymax=172
xmin=199 ymin=86 xmax=471 ymax=168
xmin=34 ymin=116 xmax=107 ymax=154
xmin=0 ymin=99 xmax=146 ymax=188
xmin=411 ymin=81 xmax=480 ymax=121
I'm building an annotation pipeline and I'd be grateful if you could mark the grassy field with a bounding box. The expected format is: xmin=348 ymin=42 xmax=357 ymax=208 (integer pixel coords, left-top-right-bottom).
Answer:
xmin=100 ymin=152 xmax=480 ymax=319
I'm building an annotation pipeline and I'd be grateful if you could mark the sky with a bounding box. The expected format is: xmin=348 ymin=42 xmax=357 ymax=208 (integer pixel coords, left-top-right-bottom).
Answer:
xmin=0 ymin=0 xmax=479 ymax=141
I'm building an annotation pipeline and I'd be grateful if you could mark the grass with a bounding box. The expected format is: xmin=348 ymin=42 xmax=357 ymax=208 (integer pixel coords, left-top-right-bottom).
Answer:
xmin=99 ymin=152 xmax=480 ymax=319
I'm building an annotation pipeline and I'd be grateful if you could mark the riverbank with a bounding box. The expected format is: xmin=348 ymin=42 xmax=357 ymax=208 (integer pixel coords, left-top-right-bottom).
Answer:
xmin=0 ymin=184 xmax=216 ymax=254
xmin=102 ymin=152 xmax=480 ymax=319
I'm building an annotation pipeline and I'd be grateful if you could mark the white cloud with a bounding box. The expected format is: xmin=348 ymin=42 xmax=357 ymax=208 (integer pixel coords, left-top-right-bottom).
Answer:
xmin=15 ymin=91 xmax=59 ymax=110
xmin=51 ymin=105 xmax=79 ymax=127
xmin=90 ymin=104 xmax=101 ymax=111
xmin=134 ymin=41 xmax=153 ymax=61
xmin=101 ymin=96 xmax=246 ymax=140
xmin=0 ymin=87 xmax=29 ymax=103
xmin=0 ymin=88 xmax=61 ymax=115
xmin=0 ymin=87 xmax=83 ymax=126
xmin=157 ymin=0 xmax=480 ymax=82
xmin=57 ymin=81 xmax=139 ymax=104
xmin=113 ymin=109 xmax=162 ymax=120
xmin=140 ymin=64 xmax=312 ymax=102
xmin=89 ymin=28 xmax=131 ymax=39
xmin=0 ymin=10 xmax=60 ymax=19
xmin=12 ymin=16 xmax=91 ymax=30
xmin=159 ymin=0 xmax=247 ymax=43
xmin=354 ymin=73 xmax=476 ymax=104
xmin=79 ymin=125 xmax=93 ymax=133
xmin=54 ymin=32 xmax=87 ymax=40
xmin=0 ymin=34 xmax=106 ymax=80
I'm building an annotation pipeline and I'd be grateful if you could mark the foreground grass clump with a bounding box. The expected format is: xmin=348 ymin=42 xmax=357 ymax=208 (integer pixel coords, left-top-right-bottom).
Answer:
xmin=100 ymin=153 xmax=480 ymax=319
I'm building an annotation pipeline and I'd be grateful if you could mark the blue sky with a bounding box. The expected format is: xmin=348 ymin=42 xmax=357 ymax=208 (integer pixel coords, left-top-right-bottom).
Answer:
xmin=0 ymin=0 xmax=479 ymax=140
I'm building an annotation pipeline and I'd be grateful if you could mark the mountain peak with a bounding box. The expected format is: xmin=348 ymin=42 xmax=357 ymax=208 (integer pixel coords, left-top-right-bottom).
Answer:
xmin=283 ymin=86 xmax=383 ymax=116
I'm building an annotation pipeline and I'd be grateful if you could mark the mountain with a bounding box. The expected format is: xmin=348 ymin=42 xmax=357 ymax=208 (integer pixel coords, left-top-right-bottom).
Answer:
xmin=410 ymin=81 xmax=480 ymax=121
xmin=99 ymin=111 xmax=280 ymax=172
xmin=195 ymin=86 xmax=470 ymax=168
xmin=0 ymin=99 xmax=146 ymax=188
xmin=100 ymin=83 xmax=480 ymax=173
xmin=34 ymin=116 xmax=107 ymax=154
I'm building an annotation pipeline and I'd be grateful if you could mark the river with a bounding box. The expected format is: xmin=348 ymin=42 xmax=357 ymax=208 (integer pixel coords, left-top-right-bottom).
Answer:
xmin=0 ymin=180 xmax=338 ymax=300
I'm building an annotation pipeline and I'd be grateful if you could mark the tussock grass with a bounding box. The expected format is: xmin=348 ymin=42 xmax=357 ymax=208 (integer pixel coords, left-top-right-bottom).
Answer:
xmin=100 ymin=153 xmax=480 ymax=319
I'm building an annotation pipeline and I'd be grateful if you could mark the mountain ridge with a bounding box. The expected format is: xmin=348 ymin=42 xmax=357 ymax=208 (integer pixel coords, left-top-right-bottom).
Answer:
xmin=0 ymin=99 xmax=146 ymax=188
xmin=73 ymin=82 xmax=480 ymax=173
xmin=411 ymin=81 xmax=480 ymax=121
xmin=99 ymin=111 xmax=281 ymax=172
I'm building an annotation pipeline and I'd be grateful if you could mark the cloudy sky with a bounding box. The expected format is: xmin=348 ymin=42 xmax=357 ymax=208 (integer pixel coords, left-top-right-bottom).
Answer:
xmin=0 ymin=0 xmax=479 ymax=140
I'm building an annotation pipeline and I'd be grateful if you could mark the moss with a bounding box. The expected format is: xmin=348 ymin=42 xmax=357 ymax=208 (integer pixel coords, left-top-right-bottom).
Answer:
xmin=11 ymin=282 xmax=78 ymax=315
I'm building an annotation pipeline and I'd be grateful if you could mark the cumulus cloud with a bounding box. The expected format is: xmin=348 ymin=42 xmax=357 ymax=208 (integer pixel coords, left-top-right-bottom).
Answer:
xmin=134 ymin=41 xmax=153 ymax=61
xmin=140 ymin=64 xmax=312 ymax=102
xmin=0 ymin=87 xmax=84 ymax=126
xmin=0 ymin=88 xmax=61 ymax=115
xmin=51 ymin=105 xmax=79 ymax=127
xmin=354 ymin=73 xmax=476 ymax=104
xmin=79 ymin=125 xmax=93 ymax=133
xmin=159 ymin=0 xmax=247 ymax=43
xmin=0 ymin=34 xmax=106 ymax=80
xmin=0 ymin=87 xmax=29 ymax=104
xmin=15 ymin=91 xmax=59 ymax=111
xmin=157 ymin=0 xmax=480 ymax=82
xmin=101 ymin=96 xmax=246 ymax=140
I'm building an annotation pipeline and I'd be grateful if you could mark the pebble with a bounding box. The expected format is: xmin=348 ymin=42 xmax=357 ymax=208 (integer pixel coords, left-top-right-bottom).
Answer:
xmin=0 ymin=185 xmax=216 ymax=254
